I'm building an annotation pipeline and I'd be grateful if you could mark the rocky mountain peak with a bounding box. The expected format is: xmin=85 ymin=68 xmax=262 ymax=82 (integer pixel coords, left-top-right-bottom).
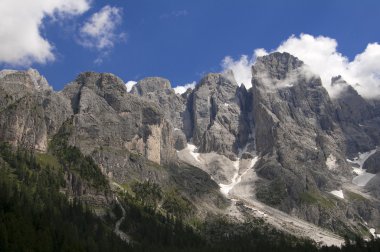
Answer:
xmin=197 ymin=71 xmax=238 ymax=90
xmin=253 ymin=52 xmax=304 ymax=81
xmin=189 ymin=71 xmax=254 ymax=157
xmin=75 ymin=72 xmax=126 ymax=92
xmin=0 ymin=68 xmax=51 ymax=91
xmin=131 ymin=77 xmax=171 ymax=96
xmin=331 ymin=75 xmax=361 ymax=98
xmin=331 ymin=75 xmax=346 ymax=85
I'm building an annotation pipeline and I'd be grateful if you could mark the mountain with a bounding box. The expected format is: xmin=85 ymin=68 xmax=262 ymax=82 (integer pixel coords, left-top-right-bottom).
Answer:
xmin=1 ymin=52 xmax=380 ymax=250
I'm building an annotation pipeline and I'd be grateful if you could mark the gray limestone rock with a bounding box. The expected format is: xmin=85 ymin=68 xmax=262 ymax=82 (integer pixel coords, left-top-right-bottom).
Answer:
xmin=252 ymin=52 xmax=352 ymax=226
xmin=61 ymin=72 xmax=176 ymax=165
xmin=332 ymin=76 xmax=378 ymax=156
xmin=130 ymin=77 xmax=188 ymax=150
xmin=188 ymin=71 xmax=254 ymax=157
xmin=0 ymin=69 xmax=72 ymax=151
xmin=363 ymin=150 xmax=380 ymax=173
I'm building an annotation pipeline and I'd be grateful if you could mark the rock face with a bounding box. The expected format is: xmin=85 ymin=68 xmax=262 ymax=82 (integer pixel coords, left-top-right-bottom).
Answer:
xmin=0 ymin=69 xmax=72 ymax=151
xmin=332 ymin=76 xmax=380 ymax=156
xmin=130 ymin=73 xmax=255 ymax=158
xmin=0 ymin=70 xmax=178 ymax=175
xmin=61 ymin=72 xmax=177 ymax=167
xmin=131 ymin=77 xmax=188 ymax=150
xmin=250 ymin=53 xmax=361 ymax=229
xmin=252 ymin=53 xmax=349 ymax=183
xmin=186 ymin=71 xmax=254 ymax=158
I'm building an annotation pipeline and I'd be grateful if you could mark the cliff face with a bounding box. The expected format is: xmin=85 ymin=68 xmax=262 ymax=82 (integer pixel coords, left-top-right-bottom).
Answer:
xmin=332 ymin=76 xmax=380 ymax=156
xmin=131 ymin=77 xmax=188 ymax=150
xmin=252 ymin=52 xmax=350 ymax=200
xmin=189 ymin=71 xmax=254 ymax=158
xmin=61 ymin=72 xmax=176 ymax=166
xmin=0 ymin=70 xmax=72 ymax=152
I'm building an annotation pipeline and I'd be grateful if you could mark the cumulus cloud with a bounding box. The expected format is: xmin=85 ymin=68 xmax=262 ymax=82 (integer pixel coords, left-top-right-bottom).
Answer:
xmin=221 ymin=49 xmax=268 ymax=88
xmin=222 ymin=34 xmax=380 ymax=99
xmin=0 ymin=0 xmax=90 ymax=66
xmin=173 ymin=81 xmax=196 ymax=94
xmin=125 ymin=80 xmax=137 ymax=92
xmin=221 ymin=55 xmax=254 ymax=87
xmin=80 ymin=6 xmax=125 ymax=49
xmin=275 ymin=34 xmax=380 ymax=99
xmin=79 ymin=5 xmax=126 ymax=63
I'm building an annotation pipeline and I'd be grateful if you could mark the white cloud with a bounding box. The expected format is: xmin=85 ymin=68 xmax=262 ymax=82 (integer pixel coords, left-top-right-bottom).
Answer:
xmin=222 ymin=55 xmax=253 ymax=87
xmin=221 ymin=34 xmax=380 ymax=99
xmin=274 ymin=34 xmax=352 ymax=97
xmin=173 ymin=81 xmax=196 ymax=94
xmin=0 ymin=0 xmax=90 ymax=66
xmin=79 ymin=5 xmax=125 ymax=50
xmin=348 ymin=43 xmax=380 ymax=99
xmin=275 ymin=34 xmax=380 ymax=99
xmin=125 ymin=80 xmax=137 ymax=92
xmin=221 ymin=49 xmax=265 ymax=88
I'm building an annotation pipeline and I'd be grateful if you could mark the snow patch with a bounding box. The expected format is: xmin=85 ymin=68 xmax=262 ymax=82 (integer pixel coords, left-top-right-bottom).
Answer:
xmin=326 ymin=154 xmax=338 ymax=170
xmin=352 ymin=173 xmax=376 ymax=187
xmin=330 ymin=190 xmax=344 ymax=199
xmin=348 ymin=148 xmax=377 ymax=186
xmin=219 ymin=159 xmax=240 ymax=195
xmin=352 ymin=167 xmax=364 ymax=176
xmin=223 ymin=103 xmax=230 ymax=107
xmin=369 ymin=228 xmax=380 ymax=238
xmin=187 ymin=144 xmax=200 ymax=162
xmin=348 ymin=149 xmax=377 ymax=168
xmin=219 ymin=155 xmax=259 ymax=195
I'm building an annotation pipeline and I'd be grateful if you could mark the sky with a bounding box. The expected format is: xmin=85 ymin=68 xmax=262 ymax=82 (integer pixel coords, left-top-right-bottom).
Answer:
xmin=1 ymin=0 xmax=380 ymax=98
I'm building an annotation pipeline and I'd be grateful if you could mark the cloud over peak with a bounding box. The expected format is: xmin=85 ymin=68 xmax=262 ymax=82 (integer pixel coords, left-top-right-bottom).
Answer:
xmin=222 ymin=34 xmax=380 ymax=99
xmin=125 ymin=80 xmax=137 ymax=92
xmin=173 ymin=81 xmax=196 ymax=94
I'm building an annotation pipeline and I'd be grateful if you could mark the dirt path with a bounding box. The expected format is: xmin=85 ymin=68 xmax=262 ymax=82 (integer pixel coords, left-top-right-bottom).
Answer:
xmin=114 ymin=196 xmax=130 ymax=243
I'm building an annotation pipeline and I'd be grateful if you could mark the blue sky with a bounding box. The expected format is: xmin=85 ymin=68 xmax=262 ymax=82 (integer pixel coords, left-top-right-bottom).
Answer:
xmin=1 ymin=0 xmax=380 ymax=92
